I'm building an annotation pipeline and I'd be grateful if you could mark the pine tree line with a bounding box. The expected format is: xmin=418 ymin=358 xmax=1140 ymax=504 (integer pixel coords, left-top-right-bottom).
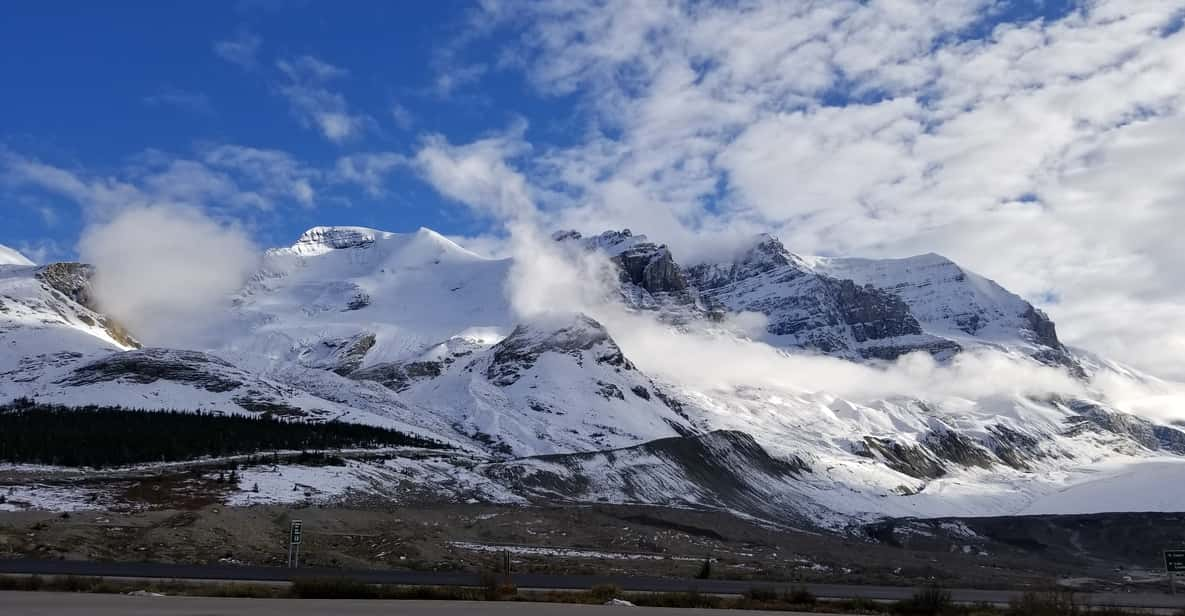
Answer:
xmin=0 ymin=398 xmax=445 ymax=468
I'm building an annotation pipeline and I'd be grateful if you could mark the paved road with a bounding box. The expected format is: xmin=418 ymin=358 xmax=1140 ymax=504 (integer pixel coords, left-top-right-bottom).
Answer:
xmin=2 ymin=558 xmax=1184 ymax=610
xmin=0 ymin=592 xmax=810 ymax=615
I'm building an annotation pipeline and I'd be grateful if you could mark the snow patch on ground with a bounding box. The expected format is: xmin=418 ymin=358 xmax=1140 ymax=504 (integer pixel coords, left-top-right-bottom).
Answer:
xmin=1021 ymin=458 xmax=1185 ymax=515
xmin=449 ymin=541 xmax=702 ymax=561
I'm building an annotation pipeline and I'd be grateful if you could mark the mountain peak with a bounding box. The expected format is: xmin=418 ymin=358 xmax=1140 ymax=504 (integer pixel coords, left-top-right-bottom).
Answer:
xmin=287 ymin=226 xmax=486 ymax=262
xmin=0 ymin=244 xmax=35 ymax=267
xmin=554 ymin=229 xmax=652 ymax=256
xmin=743 ymin=233 xmax=798 ymax=267
xmin=292 ymin=226 xmax=387 ymax=254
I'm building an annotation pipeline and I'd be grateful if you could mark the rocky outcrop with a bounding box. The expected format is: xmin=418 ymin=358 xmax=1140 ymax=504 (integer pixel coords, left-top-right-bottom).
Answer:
xmin=687 ymin=236 xmax=943 ymax=359
xmin=35 ymin=263 xmax=140 ymax=349
xmin=485 ymin=314 xmax=632 ymax=386
xmin=986 ymin=424 xmax=1045 ymax=471
xmin=688 ymin=234 xmax=799 ymax=290
xmin=859 ymin=437 xmax=947 ymax=480
xmin=613 ymin=244 xmax=688 ymax=294
xmin=481 ymin=430 xmax=815 ymax=526
xmin=58 ymin=349 xmax=243 ymax=392
xmin=1064 ymin=400 xmax=1185 ymax=454
xmin=352 ymin=360 xmax=444 ymax=392
xmin=555 ymin=230 xmax=695 ymax=312
xmin=1022 ymin=305 xmax=1062 ymax=349
xmin=923 ymin=428 xmax=995 ymax=469
xmin=291 ymin=226 xmax=378 ymax=254
xmin=822 ymin=278 xmax=924 ymax=343
xmin=333 ymin=334 xmax=376 ymax=376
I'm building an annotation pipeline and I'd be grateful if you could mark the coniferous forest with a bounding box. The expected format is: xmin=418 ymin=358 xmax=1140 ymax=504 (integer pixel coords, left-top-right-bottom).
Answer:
xmin=0 ymin=398 xmax=446 ymax=468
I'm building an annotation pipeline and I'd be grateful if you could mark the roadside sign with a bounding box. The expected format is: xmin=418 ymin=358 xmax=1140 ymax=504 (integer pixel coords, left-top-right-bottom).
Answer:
xmin=1167 ymin=549 xmax=1185 ymax=573
xmin=290 ymin=520 xmax=303 ymax=545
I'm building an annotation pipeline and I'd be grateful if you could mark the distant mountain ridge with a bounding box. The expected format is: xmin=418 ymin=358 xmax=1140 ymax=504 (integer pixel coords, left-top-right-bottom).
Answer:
xmin=2 ymin=225 xmax=1182 ymax=525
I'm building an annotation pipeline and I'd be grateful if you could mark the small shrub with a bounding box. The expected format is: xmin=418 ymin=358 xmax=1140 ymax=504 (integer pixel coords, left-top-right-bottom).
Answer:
xmin=695 ymin=558 xmax=712 ymax=579
xmin=1006 ymin=591 xmax=1081 ymax=616
xmin=746 ymin=586 xmax=778 ymax=601
xmin=835 ymin=597 xmax=891 ymax=613
xmin=589 ymin=584 xmax=621 ymax=601
xmin=209 ymin=582 xmax=281 ymax=598
xmin=290 ymin=577 xmax=376 ymax=599
xmin=894 ymin=585 xmax=954 ymax=615
xmin=57 ymin=576 xmax=102 ymax=592
xmin=784 ymin=586 xmax=817 ymax=605
xmin=0 ymin=575 xmax=43 ymax=591
xmin=634 ymin=590 xmax=722 ymax=609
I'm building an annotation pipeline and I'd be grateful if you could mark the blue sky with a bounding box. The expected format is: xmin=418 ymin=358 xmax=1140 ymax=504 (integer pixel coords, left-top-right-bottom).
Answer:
xmin=0 ymin=0 xmax=1083 ymax=259
xmin=0 ymin=1 xmax=583 ymax=254
xmin=2 ymin=0 xmax=1185 ymax=375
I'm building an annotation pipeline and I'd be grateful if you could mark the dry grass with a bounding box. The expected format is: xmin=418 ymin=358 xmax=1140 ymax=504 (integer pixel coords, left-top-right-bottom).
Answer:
xmin=0 ymin=574 xmax=1174 ymax=615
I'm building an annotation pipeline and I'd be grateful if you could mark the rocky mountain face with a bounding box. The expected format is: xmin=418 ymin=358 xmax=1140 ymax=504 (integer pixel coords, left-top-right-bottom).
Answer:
xmin=812 ymin=252 xmax=1079 ymax=371
xmin=2 ymin=226 xmax=1183 ymax=526
xmin=555 ymin=230 xmax=700 ymax=318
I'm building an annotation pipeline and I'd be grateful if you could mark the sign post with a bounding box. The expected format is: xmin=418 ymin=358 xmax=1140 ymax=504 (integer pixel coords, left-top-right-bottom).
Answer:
xmin=288 ymin=520 xmax=303 ymax=569
xmin=1165 ymin=548 xmax=1185 ymax=594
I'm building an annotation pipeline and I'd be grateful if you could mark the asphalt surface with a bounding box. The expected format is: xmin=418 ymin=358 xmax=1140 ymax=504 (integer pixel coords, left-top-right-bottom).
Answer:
xmin=0 ymin=592 xmax=809 ymax=615
xmin=2 ymin=558 xmax=1184 ymax=610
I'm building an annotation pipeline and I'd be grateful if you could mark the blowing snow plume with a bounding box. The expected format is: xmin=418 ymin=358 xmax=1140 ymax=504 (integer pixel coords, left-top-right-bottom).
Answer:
xmin=78 ymin=205 xmax=259 ymax=348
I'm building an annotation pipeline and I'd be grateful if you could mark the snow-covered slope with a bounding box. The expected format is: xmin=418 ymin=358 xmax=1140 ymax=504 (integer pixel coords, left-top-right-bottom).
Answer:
xmin=221 ymin=226 xmax=514 ymax=374
xmin=0 ymin=245 xmax=34 ymax=266
xmin=0 ymin=260 xmax=463 ymax=444
xmin=379 ymin=313 xmax=696 ymax=456
xmin=0 ymin=263 xmax=137 ymax=374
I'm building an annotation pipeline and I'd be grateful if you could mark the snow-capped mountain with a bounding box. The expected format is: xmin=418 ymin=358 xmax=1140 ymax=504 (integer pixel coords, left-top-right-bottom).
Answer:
xmin=224 ymin=226 xmax=515 ymax=373
xmin=4 ymin=225 xmax=1184 ymax=525
xmin=0 ymin=244 xmax=34 ymax=267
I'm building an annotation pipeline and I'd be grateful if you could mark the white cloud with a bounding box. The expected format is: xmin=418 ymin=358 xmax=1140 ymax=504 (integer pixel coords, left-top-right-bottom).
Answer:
xmin=3 ymin=145 xmax=320 ymax=217
xmin=142 ymin=88 xmax=214 ymax=115
xmin=412 ymin=124 xmax=536 ymax=221
xmin=333 ymin=152 xmax=404 ymax=196
xmin=390 ymin=102 xmax=414 ymax=130
xmin=213 ymin=29 xmax=262 ymax=69
xmin=2 ymin=155 xmax=146 ymax=218
xmin=202 ymin=144 xmax=319 ymax=207
xmin=78 ymin=205 xmax=259 ymax=347
xmin=275 ymin=55 xmax=372 ymax=143
xmin=432 ymin=63 xmax=488 ymax=98
xmin=14 ymin=239 xmax=64 ymax=266
xmin=277 ymin=55 xmax=349 ymax=82
xmin=464 ymin=0 xmax=1185 ymax=380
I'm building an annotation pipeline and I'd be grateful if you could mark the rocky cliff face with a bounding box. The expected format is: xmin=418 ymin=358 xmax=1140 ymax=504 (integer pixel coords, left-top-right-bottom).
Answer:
xmin=486 ymin=314 xmax=632 ymax=387
xmin=35 ymin=263 xmax=140 ymax=349
xmin=555 ymin=230 xmax=698 ymax=316
xmin=813 ymin=252 xmax=1079 ymax=371
xmin=686 ymin=235 xmax=953 ymax=359
xmin=290 ymin=226 xmax=380 ymax=254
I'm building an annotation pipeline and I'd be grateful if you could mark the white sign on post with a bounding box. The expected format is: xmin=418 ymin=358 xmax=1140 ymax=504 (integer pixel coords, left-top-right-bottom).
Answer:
xmin=288 ymin=520 xmax=303 ymax=568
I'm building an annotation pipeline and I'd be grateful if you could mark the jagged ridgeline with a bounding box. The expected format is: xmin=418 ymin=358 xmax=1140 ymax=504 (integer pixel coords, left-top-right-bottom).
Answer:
xmin=0 ymin=398 xmax=447 ymax=468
